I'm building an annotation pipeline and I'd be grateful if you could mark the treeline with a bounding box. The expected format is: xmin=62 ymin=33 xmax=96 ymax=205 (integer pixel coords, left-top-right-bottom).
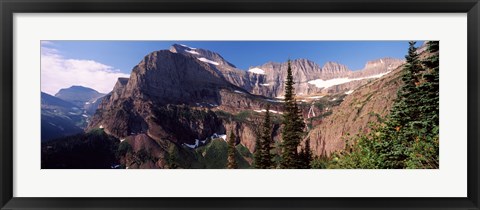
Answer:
xmin=227 ymin=61 xmax=314 ymax=169
xmin=329 ymin=41 xmax=440 ymax=169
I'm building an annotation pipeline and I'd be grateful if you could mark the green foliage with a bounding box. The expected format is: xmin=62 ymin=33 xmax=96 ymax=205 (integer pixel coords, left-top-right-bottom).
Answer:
xmin=236 ymin=143 xmax=253 ymax=160
xmin=333 ymin=41 xmax=440 ymax=169
xmin=117 ymin=141 xmax=133 ymax=157
xmin=310 ymin=155 xmax=333 ymax=169
xmin=280 ymin=60 xmax=306 ymax=169
xmin=298 ymin=138 xmax=313 ymax=169
xmin=227 ymin=131 xmax=238 ymax=169
xmin=157 ymin=138 xmax=252 ymax=169
xmin=254 ymin=105 xmax=275 ymax=169
xmin=198 ymin=138 xmax=250 ymax=169
xmin=166 ymin=142 xmax=206 ymax=169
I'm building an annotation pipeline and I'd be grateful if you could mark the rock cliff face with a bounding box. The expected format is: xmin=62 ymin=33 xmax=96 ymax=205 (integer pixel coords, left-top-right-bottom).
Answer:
xmin=121 ymin=50 xmax=237 ymax=105
xmin=306 ymin=62 xmax=405 ymax=156
xmin=169 ymin=44 xmax=404 ymax=98
xmin=87 ymin=49 xmax=281 ymax=147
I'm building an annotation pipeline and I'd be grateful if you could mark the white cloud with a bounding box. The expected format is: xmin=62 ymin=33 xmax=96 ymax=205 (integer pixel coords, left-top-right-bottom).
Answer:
xmin=40 ymin=40 xmax=55 ymax=46
xmin=41 ymin=46 xmax=130 ymax=95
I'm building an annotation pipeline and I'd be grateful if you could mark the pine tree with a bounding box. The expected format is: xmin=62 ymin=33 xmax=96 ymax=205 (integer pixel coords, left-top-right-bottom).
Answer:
xmin=333 ymin=41 xmax=440 ymax=169
xmin=280 ymin=60 xmax=306 ymax=169
xmin=254 ymin=105 xmax=274 ymax=169
xmin=418 ymin=41 xmax=439 ymax=129
xmin=299 ymin=138 xmax=313 ymax=169
xmin=406 ymin=41 xmax=439 ymax=168
xmin=389 ymin=41 xmax=424 ymax=127
xmin=379 ymin=41 xmax=425 ymax=168
xmin=227 ymin=131 xmax=238 ymax=169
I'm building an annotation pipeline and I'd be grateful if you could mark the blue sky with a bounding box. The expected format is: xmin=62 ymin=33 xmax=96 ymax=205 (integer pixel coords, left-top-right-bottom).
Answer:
xmin=40 ymin=41 xmax=423 ymax=95
xmin=45 ymin=41 xmax=422 ymax=72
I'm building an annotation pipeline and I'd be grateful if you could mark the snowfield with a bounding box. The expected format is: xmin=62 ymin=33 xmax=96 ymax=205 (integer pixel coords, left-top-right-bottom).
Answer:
xmin=345 ymin=90 xmax=354 ymax=95
xmin=185 ymin=49 xmax=200 ymax=55
xmin=308 ymin=71 xmax=393 ymax=89
xmin=260 ymin=83 xmax=270 ymax=86
xmin=198 ymin=57 xmax=219 ymax=65
xmin=248 ymin=67 xmax=265 ymax=75
xmin=254 ymin=109 xmax=283 ymax=114
xmin=180 ymin=44 xmax=196 ymax=49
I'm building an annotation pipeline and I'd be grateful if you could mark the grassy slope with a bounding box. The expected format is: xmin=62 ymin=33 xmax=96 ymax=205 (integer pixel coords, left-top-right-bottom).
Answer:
xmin=167 ymin=139 xmax=252 ymax=169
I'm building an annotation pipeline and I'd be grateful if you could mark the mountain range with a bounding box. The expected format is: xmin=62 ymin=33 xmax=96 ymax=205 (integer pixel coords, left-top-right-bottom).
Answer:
xmin=41 ymin=86 xmax=106 ymax=141
xmin=42 ymin=43 xmax=409 ymax=168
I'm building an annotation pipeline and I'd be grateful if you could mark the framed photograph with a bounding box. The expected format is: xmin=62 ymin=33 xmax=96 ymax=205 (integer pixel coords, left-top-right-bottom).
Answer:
xmin=1 ymin=0 xmax=479 ymax=209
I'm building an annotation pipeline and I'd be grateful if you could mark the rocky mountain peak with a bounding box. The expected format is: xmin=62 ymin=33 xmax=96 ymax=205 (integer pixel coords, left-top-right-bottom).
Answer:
xmin=363 ymin=58 xmax=405 ymax=71
xmin=290 ymin=59 xmax=322 ymax=72
xmin=321 ymin=61 xmax=350 ymax=73
xmin=169 ymin=44 xmax=236 ymax=68
xmin=363 ymin=58 xmax=404 ymax=70
xmin=116 ymin=77 xmax=129 ymax=86
xmin=119 ymin=49 xmax=234 ymax=105
xmin=54 ymin=85 xmax=105 ymax=108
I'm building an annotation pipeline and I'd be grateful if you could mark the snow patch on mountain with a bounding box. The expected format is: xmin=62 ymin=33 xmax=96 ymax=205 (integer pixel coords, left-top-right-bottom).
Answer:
xmin=345 ymin=90 xmax=354 ymax=95
xmin=308 ymin=71 xmax=393 ymax=89
xmin=248 ymin=67 xmax=265 ymax=75
xmin=254 ymin=109 xmax=283 ymax=114
xmin=198 ymin=57 xmax=219 ymax=65
xmin=185 ymin=49 xmax=200 ymax=55
xmin=180 ymin=44 xmax=196 ymax=50
xmin=183 ymin=133 xmax=227 ymax=149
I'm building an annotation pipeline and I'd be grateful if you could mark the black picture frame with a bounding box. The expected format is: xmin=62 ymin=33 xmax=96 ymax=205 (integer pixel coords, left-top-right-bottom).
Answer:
xmin=1 ymin=0 xmax=479 ymax=209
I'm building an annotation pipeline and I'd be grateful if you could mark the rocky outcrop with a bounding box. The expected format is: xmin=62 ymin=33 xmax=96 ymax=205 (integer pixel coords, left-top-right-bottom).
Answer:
xmin=87 ymin=49 xmax=280 ymax=147
xmin=306 ymin=63 xmax=405 ymax=156
xmin=169 ymin=44 xmax=404 ymax=98
xmin=246 ymin=58 xmax=403 ymax=97
xmin=352 ymin=58 xmax=404 ymax=78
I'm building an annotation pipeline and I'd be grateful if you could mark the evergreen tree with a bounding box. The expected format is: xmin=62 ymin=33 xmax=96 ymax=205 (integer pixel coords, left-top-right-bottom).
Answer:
xmin=227 ymin=131 xmax=238 ymax=169
xmin=254 ymin=105 xmax=274 ymax=169
xmin=418 ymin=41 xmax=439 ymax=128
xmin=389 ymin=41 xmax=424 ymax=127
xmin=332 ymin=41 xmax=440 ymax=169
xmin=381 ymin=41 xmax=424 ymax=168
xmin=406 ymin=41 xmax=439 ymax=168
xmin=280 ymin=60 xmax=306 ymax=169
xmin=299 ymin=138 xmax=313 ymax=169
